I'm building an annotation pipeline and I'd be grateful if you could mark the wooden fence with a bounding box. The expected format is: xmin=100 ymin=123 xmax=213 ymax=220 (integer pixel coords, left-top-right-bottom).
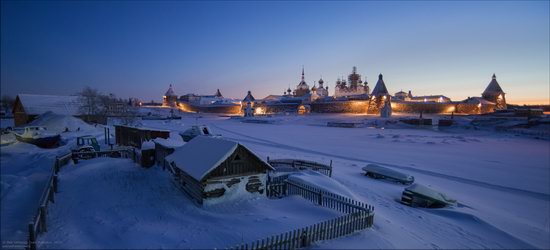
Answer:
xmin=26 ymin=152 xmax=72 ymax=250
xmin=26 ymin=147 xmax=139 ymax=250
xmin=230 ymin=210 xmax=373 ymax=249
xmin=265 ymin=175 xmax=289 ymax=198
xmin=71 ymin=147 xmax=136 ymax=162
xmin=285 ymin=180 xmax=374 ymax=214
xmin=267 ymin=158 xmax=332 ymax=177
xmin=248 ymin=177 xmax=375 ymax=249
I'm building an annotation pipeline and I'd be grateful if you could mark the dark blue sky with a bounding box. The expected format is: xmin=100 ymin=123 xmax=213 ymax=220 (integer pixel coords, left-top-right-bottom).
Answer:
xmin=1 ymin=1 xmax=549 ymax=104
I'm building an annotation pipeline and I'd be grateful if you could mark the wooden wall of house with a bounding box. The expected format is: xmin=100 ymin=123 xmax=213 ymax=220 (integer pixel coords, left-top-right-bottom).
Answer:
xmin=172 ymin=164 xmax=204 ymax=205
xmin=155 ymin=143 xmax=176 ymax=169
xmin=115 ymin=125 xmax=169 ymax=149
xmin=204 ymin=173 xmax=267 ymax=198
xmin=12 ymin=98 xmax=34 ymax=127
xmin=204 ymin=145 xmax=269 ymax=180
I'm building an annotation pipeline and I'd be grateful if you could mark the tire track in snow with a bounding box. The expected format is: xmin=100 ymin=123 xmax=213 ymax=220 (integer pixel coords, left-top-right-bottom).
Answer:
xmin=212 ymin=124 xmax=550 ymax=201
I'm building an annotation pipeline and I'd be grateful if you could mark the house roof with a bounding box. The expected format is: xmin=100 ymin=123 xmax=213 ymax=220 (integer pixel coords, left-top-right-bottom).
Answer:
xmin=165 ymin=85 xmax=176 ymax=97
xmin=482 ymin=74 xmax=504 ymax=95
xmin=165 ymin=136 xmax=273 ymax=181
xmin=243 ymin=91 xmax=255 ymax=102
xmin=464 ymin=97 xmax=495 ymax=105
xmin=14 ymin=94 xmax=81 ymax=116
xmin=371 ymin=74 xmax=389 ymax=96
xmin=410 ymin=95 xmax=450 ymax=100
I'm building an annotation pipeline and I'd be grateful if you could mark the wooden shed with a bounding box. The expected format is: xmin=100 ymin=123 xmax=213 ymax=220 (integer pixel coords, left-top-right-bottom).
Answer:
xmin=153 ymin=138 xmax=185 ymax=169
xmin=12 ymin=94 xmax=81 ymax=127
xmin=114 ymin=125 xmax=170 ymax=149
xmin=165 ymin=136 xmax=274 ymax=205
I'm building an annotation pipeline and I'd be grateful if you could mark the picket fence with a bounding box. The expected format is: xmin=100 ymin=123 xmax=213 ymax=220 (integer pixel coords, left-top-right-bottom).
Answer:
xmin=232 ymin=177 xmax=375 ymax=249
xmin=230 ymin=210 xmax=373 ymax=250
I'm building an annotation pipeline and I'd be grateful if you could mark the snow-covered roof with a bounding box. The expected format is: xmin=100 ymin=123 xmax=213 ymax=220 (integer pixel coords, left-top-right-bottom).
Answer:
xmin=243 ymin=91 xmax=256 ymax=102
xmin=405 ymin=183 xmax=456 ymax=205
xmin=410 ymin=95 xmax=450 ymax=100
xmin=464 ymin=97 xmax=495 ymax=105
xmin=165 ymin=85 xmax=176 ymax=97
xmin=482 ymin=74 xmax=504 ymax=95
xmin=16 ymin=94 xmax=81 ymax=116
xmin=362 ymin=164 xmax=414 ymax=183
xmin=153 ymin=137 xmax=185 ymax=148
xmin=371 ymin=74 xmax=389 ymax=96
xmin=165 ymin=136 xmax=272 ymax=181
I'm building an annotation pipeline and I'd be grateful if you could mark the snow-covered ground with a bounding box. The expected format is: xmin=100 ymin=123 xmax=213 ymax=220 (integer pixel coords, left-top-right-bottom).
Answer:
xmin=38 ymin=158 xmax=341 ymax=249
xmin=1 ymin=112 xmax=549 ymax=249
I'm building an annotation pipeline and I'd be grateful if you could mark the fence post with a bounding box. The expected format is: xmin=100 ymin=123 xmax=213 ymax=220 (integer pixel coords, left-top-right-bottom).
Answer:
xmin=28 ymin=223 xmax=36 ymax=250
xmin=318 ymin=191 xmax=322 ymax=206
xmin=329 ymin=160 xmax=333 ymax=177
xmin=49 ymin=188 xmax=54 ymax=203
xmin=300 ymin=227 xmax=308 ymax=248
xmin=54 ymin=157 xmax=60 ymax=174
xmin=39 ymin=206 xmax=47 ymax=233
xmin=53 ymin=175 xmax=58 ymax=193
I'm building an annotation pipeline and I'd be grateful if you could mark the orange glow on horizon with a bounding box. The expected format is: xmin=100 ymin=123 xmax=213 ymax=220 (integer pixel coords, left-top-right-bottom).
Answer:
xmin=507 ymin=98 xmax=550 ymax=106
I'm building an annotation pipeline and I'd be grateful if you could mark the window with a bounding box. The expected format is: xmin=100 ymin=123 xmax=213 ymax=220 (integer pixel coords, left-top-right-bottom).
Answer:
xmin=233 ymin=154 xmax=242 ymax=161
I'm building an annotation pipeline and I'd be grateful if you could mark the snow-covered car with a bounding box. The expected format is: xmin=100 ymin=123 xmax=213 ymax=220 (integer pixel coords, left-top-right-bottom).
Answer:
xmin=362 ymin=164 xmax=414 ymax=185
xmin=401 ymin=183 xmax=456 ymax=208
xmin=179 ymin=125 xmax=221 ymax=142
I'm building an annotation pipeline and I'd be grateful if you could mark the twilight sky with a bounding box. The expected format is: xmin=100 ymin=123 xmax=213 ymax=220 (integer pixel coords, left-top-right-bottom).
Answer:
xmin=1 ymin=1 xmax=549 ymax=104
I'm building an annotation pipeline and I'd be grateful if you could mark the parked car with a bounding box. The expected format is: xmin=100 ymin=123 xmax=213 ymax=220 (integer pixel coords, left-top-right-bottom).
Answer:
xmin=362 ymin=164 xmax=414 ymax=185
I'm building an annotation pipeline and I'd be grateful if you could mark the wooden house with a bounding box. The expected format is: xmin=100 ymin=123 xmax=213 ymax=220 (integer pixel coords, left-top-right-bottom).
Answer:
xmin=153 ymin=138 xmax=185 ymax=169
xmin=165 ymin=136 xmax=274 ymax=205
xmin=12 ymin=94 xmax=81 ymax=127
xmin=114 ymin=125 xmax=170 ymax=149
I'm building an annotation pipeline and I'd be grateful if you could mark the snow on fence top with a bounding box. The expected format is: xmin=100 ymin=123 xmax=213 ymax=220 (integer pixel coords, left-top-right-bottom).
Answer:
xmin=16 ymin=94 xmax=81 ymax=116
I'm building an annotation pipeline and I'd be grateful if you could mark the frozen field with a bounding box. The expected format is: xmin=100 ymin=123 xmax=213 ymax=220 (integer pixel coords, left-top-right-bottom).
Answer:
xmin=1 ymin=112 xmax=549 ymax=249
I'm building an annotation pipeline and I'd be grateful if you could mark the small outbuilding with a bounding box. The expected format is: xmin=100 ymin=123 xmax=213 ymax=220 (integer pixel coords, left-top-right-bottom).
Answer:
xmin=114 ymin=125 xmax=170 ymax=149
xmin=153 ymin=137 xmax=185 ymax=169
xmin=165 ymin=136 xmax=274 ymax=205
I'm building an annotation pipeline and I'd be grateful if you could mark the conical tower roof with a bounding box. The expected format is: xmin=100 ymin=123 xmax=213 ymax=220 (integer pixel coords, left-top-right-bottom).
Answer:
xmin=482 ymin=74 xmax=504 ymax=95
xmin=242 ymin=91 xmax=255 ymax=102
xmin=371 ymin=74 xmax=389 ymax=96
xmin=215 ymin=89 xmax=223 ymax=98
xmin=165 ymin=84 xmax=176 ymax=96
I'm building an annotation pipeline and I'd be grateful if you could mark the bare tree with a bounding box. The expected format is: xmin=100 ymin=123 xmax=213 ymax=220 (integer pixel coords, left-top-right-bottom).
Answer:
xmin=78 ymin=87 xmax=138 ymax=125
xmin=78 ymin=86 xmax=103 ymax=116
